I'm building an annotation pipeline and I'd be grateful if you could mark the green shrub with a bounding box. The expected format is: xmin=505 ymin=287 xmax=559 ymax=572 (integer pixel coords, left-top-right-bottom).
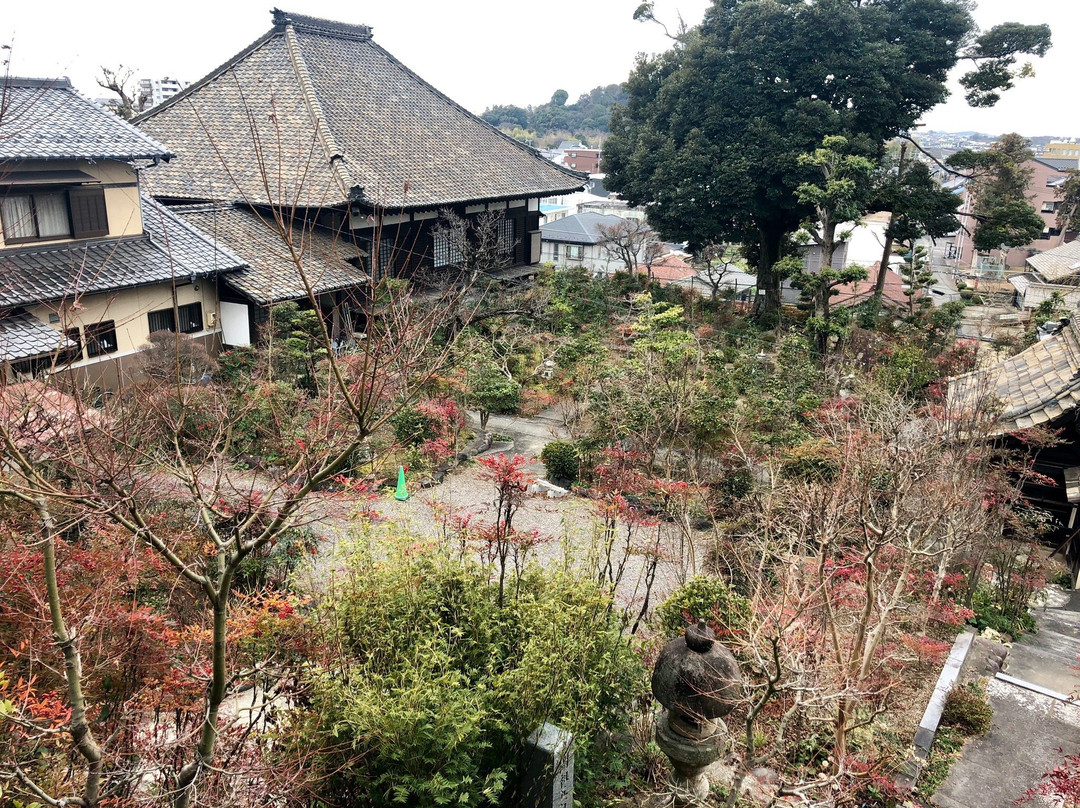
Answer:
xmin=969 ymin=586 xmax=1037 ymax=637
xmin=540 ymin=440 xmax=579 ymax=483
xmin=941 ymin=681 xmax=993 ymax=736
xmin=1052 ymin=568 xmax=1075 ymax=589
xmin=301 ymin=542 xmax=647 ymax=808
xmin=657 ymin=575 xmax=752 ymax=639
xmin=391 ymin=406 xmax=437 ymax=447
xmin=780 ymin=438 xmax=841 ymax=483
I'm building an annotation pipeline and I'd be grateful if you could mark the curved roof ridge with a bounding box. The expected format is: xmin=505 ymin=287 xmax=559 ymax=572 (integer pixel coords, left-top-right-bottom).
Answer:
xmin=282 ymin=23 xmax=354 ymax=200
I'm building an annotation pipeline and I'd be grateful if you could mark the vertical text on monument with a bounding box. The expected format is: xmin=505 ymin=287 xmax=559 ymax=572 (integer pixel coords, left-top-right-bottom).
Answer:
xmin=518 ymin=722 xmax=574 ymax=808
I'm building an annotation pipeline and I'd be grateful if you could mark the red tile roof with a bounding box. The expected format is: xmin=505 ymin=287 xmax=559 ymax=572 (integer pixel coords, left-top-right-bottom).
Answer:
xmin=831 ymin=263 xmax=922 ymax=309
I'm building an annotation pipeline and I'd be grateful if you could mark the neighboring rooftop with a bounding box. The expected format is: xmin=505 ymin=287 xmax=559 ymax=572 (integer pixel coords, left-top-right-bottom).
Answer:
xmin=0 ymin=77 xmax=171 ymax=163
xmin=831 ymin=263 xmax=922 ymax=309
xmin=1027 ymin=240 xmax=1080 ymax=284
xmin=947 ymin=317 xmax=1080 ymax=434
xmin=647 ymin=253 xmax=696 ymax=285
xmin=0 ymin=310 xmax=74 ymax=362
xmin=1035 ymin=156 xmax=1080 ymax=172
xmin=135 ymin=10 xmax=585 ymax=209
xmin=0 ymin=196 xmax=245 ymax=308
xmin=540 ymin=212 xmax=629 ymax=244
xmin=171 ymin=204 xmax=367 ymax=304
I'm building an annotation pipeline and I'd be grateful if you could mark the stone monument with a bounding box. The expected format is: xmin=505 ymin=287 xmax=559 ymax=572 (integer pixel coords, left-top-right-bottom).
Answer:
xmin=652 ymin=618 xmax=742 ymax=803
xmin=518 ymin=722 xmax=573 ymax=808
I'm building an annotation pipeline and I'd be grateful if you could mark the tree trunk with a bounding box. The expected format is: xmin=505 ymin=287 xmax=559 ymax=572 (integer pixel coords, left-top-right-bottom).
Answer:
xmin=174 ymin=563 xmax=232 ymax=808
xmin=874 ymin=225 xmax=895 ymax=301
xmin=815 ymin=223 xmax=837 ymax=356
xmin=753 ymin=227 xmax=785 ymax=319
xmin=875 ymin=143 xmax=907 ymax=301
xmin=38 ymin=496 xmax=104 ymax=807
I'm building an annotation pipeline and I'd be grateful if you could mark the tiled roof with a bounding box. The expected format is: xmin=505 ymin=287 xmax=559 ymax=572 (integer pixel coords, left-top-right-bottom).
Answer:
xmin=540 ymin=212 xmax=629 ymax=244
xmin=947 ymin=318 xmax=1080 ymax=434
xmin=0 ymin=196 xmax=246 ymax=308
xmin=1027 ymin=240 xmax=1080 ymax=283
xmin=171 ymin=205 xmax=367 ymax=304
xmin=0 ymin=310 xmax=73 ymax=361
xmin=831 ymin=263 xmax=921 ymax=309
xmin=135 ymin=11 xmax=585 ymax=208
xmin=0 ymin=77 xmax=171 ymax=162
xmin=648 ymin=254 xmax=696 ymax=284
xmin=1034 ymin=157 xmax=1080 ymax=172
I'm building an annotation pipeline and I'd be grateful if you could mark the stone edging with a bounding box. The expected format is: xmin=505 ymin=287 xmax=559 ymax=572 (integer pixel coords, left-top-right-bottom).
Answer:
xmin=895 ymin=628 xmax=977 ymax=791
xmin=995 ymin=672 xmax=1080 ymax=706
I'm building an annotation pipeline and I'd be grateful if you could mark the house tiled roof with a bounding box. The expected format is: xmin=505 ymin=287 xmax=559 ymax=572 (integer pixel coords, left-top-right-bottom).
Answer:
xmin=171 ymin=205 xmax=367 ymax=304
xmin=540 ymin=212 xmax=628 ymax=244
xmin=0 ymin=310 xmax=74 ymax=361
xmin=0 ymin=196 xmax=246 ymax=308
xmin=1035 ymin=157 xmax=1080 ymax=173
xmin=0 ymin=77 xmax=171 ymax=162
xmin=947 ymin=317 xmax=1080 ymax=434
xmin=831 ymin=263 xmax=921 ymax=309
xmin=647 ymin=253 xmax=696 ymax=284
xmin=1027 ymin=240 xmax=1080 ymax=284
xmin=135 ymin=10 xmax=585 ymax=209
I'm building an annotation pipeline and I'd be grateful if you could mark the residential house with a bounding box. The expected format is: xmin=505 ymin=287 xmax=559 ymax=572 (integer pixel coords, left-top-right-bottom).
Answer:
xmin=1042 ymin=142 xmax=1080 ymax=165
xmin=134 ymin=9 xmax=586 ymax=343
xmin=829 ymin=263 xmax=924 ymax=310
xmin=948 ymin=318 xmax=1080 ymax=584
xmin=540 ymin=212 xmax=645 ymax=274
xmin=0 ymin=77 xmax=246 ymax=390
xmin=1009 ymin=240 xmax=1080 ymax=311
xmin=785 ymin=212 xmax=898 ymax=304
xmin=956 ymin=157 xmax=1078 ymax=271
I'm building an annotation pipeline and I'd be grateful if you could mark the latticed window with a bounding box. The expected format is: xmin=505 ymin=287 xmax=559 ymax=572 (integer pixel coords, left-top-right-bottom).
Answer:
xmin=432 ymin=233 xmax=464 ymax=268
xmin=497 ymin=218 xmax=514 ymax=256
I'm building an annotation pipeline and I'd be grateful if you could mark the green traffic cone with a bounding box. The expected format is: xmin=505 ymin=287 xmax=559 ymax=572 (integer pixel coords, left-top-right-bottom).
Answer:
xmin=394 ymin=465 xmax=410 ymax=501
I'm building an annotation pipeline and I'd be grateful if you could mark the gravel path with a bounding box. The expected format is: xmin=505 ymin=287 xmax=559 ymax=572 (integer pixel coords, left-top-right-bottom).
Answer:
xmin=300 ymin=455 xmax=699 ymax=616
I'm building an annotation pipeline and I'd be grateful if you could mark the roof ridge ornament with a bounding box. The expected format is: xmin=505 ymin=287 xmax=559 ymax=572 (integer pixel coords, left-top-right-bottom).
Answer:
xmin=272 ymin=8 xmax=373 ymax=40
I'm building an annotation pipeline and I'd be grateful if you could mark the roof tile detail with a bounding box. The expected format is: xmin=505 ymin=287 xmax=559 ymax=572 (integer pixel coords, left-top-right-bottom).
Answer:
xmin=0 ymin=77 xmax=170 ymax=162
xmin=0 ymin=197 xmax=246 ymax=308
xmin=135 ymin=13 xmax=584 ymax=208
xmin=0 ymin=311 xmax=73 ymax=361
xmin=1027 ymin=240 xmax=1080 ymax=284
xmin=171 ymin=205 xmax=367 ymax=303
xmin=947 ymin=318 xmax=1080 ymax=434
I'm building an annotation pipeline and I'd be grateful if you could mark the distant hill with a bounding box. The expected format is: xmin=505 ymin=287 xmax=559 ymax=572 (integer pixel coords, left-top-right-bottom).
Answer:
xmin=482 ymin=84 xmax=628 ymax=142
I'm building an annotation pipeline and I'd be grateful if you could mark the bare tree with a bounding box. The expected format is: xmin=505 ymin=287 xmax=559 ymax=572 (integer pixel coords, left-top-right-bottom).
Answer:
xmin=96 ymin=66 xmax=148 ymax=120
xmin=598 ymin=218 xmax=661 ymax=277
xmin=0 ymin=97 xmax=482 ymax=808
xmin=693 ymin=242 xmax=743 ymax=298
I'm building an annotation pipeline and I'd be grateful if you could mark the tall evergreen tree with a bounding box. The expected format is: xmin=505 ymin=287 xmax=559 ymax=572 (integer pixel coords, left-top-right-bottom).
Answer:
xmin=603 ymin=0 xmax=1051 ymax=318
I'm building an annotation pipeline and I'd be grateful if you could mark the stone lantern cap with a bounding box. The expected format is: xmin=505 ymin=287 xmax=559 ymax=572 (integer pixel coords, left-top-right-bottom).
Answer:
xmin=652 ymin=619 xmax=741 ymax=723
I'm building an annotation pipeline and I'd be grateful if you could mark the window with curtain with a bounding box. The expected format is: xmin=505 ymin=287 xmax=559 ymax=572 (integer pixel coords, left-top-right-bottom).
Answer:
xmin=1 ymin=192 xmax=71 ymax=242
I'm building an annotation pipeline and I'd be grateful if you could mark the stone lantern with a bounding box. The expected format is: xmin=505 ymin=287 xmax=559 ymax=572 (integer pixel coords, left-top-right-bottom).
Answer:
xmin=652 ymin=618 xmax=742 ymax=802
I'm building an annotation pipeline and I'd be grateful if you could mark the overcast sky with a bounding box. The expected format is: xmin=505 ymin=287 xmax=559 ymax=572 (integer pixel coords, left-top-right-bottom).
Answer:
xmin=4 ymin=0 xmax=1076 ymax=138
